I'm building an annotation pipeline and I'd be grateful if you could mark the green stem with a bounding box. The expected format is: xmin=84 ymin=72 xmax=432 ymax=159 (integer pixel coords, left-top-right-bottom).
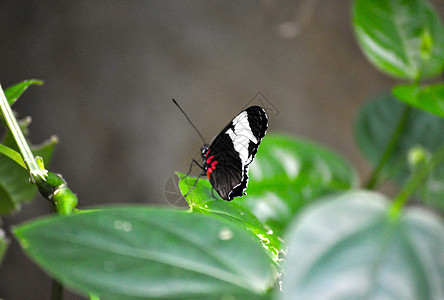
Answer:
xmin=390 ymin=146 xmax=444 ymax=217
xmin=365 ymin=105 xmax=412 ymax=189
xmin=0 ymin=83 xmax=67 ymax=298
xmin=0 ymin=84 xmax=46 ymax=181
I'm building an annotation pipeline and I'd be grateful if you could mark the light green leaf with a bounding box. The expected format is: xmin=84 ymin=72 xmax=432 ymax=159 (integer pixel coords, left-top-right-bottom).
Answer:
xmin=14 ymin=207 xmax=276 ymax=299
xmin=393 ymin=83 xmax=444 ymax=117
xmin=239 ymin=134 xmax=358 ymax=236
xmin=353 ymin=0 xmax=444 ymax=79
xmin=0 ymin=144 xmax=26 ymax=169
xmin=178 ymin=174 xmax=283 ymax=265
xmin=280 ymin=191 xmax=444 ymax=300
xmin=178 ymin=134 xmax=357 ymax=262
xmin=4 ymin=79 xmax=43 ymax=106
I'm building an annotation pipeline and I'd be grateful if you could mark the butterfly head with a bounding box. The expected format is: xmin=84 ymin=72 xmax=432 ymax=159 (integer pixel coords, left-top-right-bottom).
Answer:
xmin=200 ymin=144 xmax=210 ymax=159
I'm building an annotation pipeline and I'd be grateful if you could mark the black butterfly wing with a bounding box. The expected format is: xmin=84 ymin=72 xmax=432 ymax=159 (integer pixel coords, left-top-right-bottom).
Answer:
xmin=204 ymin=106 xmax=268 ymax=200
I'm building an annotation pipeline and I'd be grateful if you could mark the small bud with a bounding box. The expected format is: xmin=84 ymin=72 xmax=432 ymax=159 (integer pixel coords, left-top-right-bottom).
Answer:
xmin=420 ymin=28 xmax=433 ymax=61
xmin=35 ymin=156 xmax=45 ymax=170
xmin=408 ymin=146 xmax=430 ymax=170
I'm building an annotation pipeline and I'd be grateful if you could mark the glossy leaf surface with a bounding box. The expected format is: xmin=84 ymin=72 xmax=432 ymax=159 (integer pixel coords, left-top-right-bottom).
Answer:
xmin=393 ymin=83 xmax=444 ymax=117
xmin=240 ymin=134 xmax=357 ymax=235
xmin=280 ymin=191 xmax=444 ymax=300
xmin=14 ymin=207 xmax=275 ymax=299
xmin=353 ymin=0 xmax=444 ymax=79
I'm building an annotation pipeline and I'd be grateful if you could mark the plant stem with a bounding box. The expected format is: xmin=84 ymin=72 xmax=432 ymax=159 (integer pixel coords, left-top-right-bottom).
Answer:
xmin=51 ymin=278 xmax=64 ymax=300
xmin=390 ymin=145 xmax=444 ymax=216
xmin=0 ymin=84 xmax=46 ymax=181
xmin=365 ymin=105 xmax=412 ymax=189
xmin=0 ymin=84 xmax=66 ymax=299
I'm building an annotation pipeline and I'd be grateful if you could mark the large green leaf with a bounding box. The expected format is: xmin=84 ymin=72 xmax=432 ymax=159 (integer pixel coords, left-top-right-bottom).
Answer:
xmin=353 ymin=0 xmax=444 ymax=79
xmin=4 ymin=79 xmax=43 ymax=106
xmin=280 ymin=191 xmax=444 ymax=300
xmin=355 ymin=93 xmax=444 ymax=209
xmin=178 ymin=134 xmax=357 ymax=262
xmin=178 ymin=174 xmax=283 ymax=265
xmin=393 ymin=83 xmax=444 ymax=118
xmin=0 ymin=128 xmax=57 ymax=215
xmin=239 ymin=134 xmax=357 ymax=236
xmin=14 ymin=207 xmax=276 ymax=299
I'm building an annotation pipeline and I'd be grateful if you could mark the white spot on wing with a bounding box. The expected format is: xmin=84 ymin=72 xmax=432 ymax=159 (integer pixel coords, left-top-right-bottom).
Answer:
xmin=226 ymin=111 xmax=257 ymax=164
xmin=224 ymin=109 xmax=266 ymax=199
xmin=233 ymin=111 xmax=257 ymax=143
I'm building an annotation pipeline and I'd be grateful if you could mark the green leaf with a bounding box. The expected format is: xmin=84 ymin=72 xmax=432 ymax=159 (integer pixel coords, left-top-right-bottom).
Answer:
xmin=240 ymin=134 xmax=357 ymax=236
xmin=0 ymin=144 xmax=26 ymax=169
xmin=0 ymin=132 xmax=57 ymax=215
xmin=280 ymin=191 xmax=444 ymax=300
xmin=178 ymin=174 xmax=284 ymax=265
xmin=14 ymin=207 xmax=276 ymax=299
xmin=355 ymin=93 xmax=444 ymax=209
xmin=4 ymin=79 xmax=43 ymax=106
xmin=178 ymin=134 xmax=357 ymax=262
xmin=393 ymin=83 xmax=444 ymax=117
xmin=353 ymin=0 xmax=444 ymax=79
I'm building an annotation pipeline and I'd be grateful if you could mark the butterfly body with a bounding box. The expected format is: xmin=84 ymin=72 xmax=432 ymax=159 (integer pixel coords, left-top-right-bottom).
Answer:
xmin=200 ymin=106 xmax=268 ymax=200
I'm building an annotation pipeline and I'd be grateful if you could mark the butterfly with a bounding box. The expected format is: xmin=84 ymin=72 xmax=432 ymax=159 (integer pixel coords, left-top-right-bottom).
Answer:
xmin=173 ymin=100 xmax=268 ymax=200
xmin=200 ymin=106 xmax=268 ymax=200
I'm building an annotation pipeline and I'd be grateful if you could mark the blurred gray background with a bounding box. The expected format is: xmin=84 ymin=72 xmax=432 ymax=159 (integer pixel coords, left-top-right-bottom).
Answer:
xmin=0 ymin=1 xmax=443 ymax=299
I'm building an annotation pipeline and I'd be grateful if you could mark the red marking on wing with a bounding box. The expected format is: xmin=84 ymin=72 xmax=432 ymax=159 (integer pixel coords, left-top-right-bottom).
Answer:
xmin=206 ymin=155 xmax=214 ymax=164
xmin=207 ymin=161 xmax=218 ymax=179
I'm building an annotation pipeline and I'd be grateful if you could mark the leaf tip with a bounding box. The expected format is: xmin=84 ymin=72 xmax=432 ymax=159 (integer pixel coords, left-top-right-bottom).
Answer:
xmin=11 ymin=226 xmax=28 ymax=248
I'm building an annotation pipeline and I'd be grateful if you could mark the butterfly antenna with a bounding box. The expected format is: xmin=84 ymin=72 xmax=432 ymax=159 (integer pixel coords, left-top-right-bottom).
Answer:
xmin=172 ymin=99 xmax=207 ymax=144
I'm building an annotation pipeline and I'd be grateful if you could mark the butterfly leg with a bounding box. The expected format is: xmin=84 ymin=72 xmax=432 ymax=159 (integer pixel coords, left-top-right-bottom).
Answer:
xmin=183 ymin=174 xmax=201 ymax=198
xmin=211 ymin=188 xmax=217 ymax=199
xmin=183 ymin=159 xmax=204 ymax=179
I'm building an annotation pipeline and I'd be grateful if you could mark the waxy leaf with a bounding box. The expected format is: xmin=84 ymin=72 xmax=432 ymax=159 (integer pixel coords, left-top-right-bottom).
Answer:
xmin=14 ymin=207 xmax=276 ymax=299
xmin=178 ymin=134 xmax=357 ymax=262
xmin=240 ymin=134 xmax=357 ymax=236
xmin=280 ymin=191 xmax=444 ymax=300
xmin=178 ymin=174 xmax=283 ymax=265
xmin=353 ymin=0 xmax=444 ymax=79
xmin=393 ymin=83 xmax=444 ymax=117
